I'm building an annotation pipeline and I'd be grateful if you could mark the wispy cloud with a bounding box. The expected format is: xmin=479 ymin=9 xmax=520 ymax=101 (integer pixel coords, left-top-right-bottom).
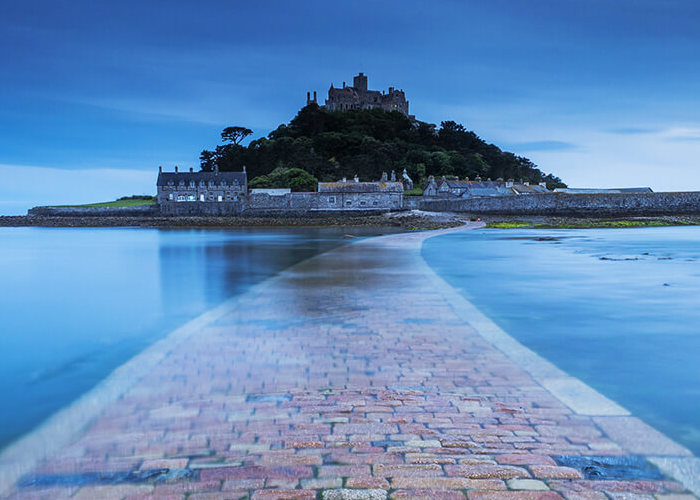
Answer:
xmin=505 ymin=140 xmax=578 ymax=152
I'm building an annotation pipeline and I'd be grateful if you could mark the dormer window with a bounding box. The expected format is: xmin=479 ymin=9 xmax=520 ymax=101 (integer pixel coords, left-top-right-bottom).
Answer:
xmin=208 ymin=181 xmax=215 ymax=187
xmin=189 ymin=181 xmax=195 ymax=188
xmin=178 ymin=181 xmax=184 ymax=187
xmin=199 ymin=181 xmax=205 ymax=187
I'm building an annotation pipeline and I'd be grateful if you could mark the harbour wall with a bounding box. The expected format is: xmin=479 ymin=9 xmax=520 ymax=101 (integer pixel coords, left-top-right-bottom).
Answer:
xmin=28 ymin=205 xmax=159 ymax=217
xmin=418 ymin=192 xmax=700 ymax=216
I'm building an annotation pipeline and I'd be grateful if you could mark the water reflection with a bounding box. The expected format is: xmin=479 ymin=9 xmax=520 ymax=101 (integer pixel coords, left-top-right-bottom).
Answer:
xmin=0 ymin=226 xmax=395 ymax=451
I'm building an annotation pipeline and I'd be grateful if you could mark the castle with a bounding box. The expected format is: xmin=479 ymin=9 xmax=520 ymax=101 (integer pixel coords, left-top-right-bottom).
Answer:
xmin=307 ymin=73 xmax=410 ymax=116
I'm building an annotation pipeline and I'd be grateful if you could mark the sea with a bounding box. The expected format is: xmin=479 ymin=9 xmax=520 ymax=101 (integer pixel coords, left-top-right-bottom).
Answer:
xmin=1 ymin=225 xmax=699 ymax=457
xmin=0 ymin=226 xmax=395 ymax=450
xmin=424 ymin=226 xmax=700 ymax=456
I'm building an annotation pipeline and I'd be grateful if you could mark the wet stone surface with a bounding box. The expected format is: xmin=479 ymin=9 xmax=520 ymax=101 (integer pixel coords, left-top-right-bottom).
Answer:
xmin=5 ymin=227 xmax=695 ymax=499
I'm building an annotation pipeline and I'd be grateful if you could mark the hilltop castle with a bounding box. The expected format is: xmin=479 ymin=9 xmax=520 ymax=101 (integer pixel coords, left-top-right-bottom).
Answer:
xmin=307 ymin=72 xmax=410 ymax=116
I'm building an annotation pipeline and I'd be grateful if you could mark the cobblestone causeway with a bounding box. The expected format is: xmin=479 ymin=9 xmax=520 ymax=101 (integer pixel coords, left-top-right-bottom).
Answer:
xmin=3 ymin=226 xmax=697 ymax=499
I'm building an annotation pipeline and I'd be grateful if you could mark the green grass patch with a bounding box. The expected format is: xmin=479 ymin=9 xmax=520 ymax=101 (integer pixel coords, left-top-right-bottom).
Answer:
xmin=533 ymin=219 xmax=694 ymax=229
xmin=486 ymin=221 xmax=532 ymax=229
xmin=57 ymin=195 xmax=156 ymax=208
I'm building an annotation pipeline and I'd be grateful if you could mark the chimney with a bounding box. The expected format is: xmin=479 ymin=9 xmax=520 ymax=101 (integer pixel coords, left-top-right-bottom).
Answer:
xmin=354 ymin=175 xmax=359 ymax=183
xmin=343 ymin=81 xmax=346 ymax=88
xmin=389 ymin=86 xmax=394 ymax=93
xmin=306 ymin=91 xmax=310 ymax=104
xmin=381 ymin=172 xmax=388 ymax=182
xmin=158 ymin=165 xmax=162 ymax=173
xmin=342 ymin=177 xmax=347 ymax=183
xmin=174 ymin=165 xmax=178 ymax=173
xmin=243 ymin=165 xmax=246 ymax=173
xmin=475 ymin=176 xmax=482 ymax=181
xmin=189 ymin=167 xmax=193 ymax=173
xmin=464 ymin=177 xmax=469 ymax=181
xmin=390 ymin=170 xmax=396 ymax=182
xmin=506 ymin=179 xmax=514 ymax=188
xmin=524 ymin=181 xmax=529 ymax=186
xmin=214 ymin=164 xmax=219 ymax=174
xmin=313 ymin=91 xmax=317 ymax=102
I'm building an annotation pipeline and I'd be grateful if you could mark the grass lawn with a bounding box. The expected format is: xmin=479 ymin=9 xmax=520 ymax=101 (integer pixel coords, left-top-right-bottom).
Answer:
xmin=57 ymin=196 xmax=156 ymax=208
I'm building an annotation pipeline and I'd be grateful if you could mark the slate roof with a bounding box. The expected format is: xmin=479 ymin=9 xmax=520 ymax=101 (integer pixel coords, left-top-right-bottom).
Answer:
xmin=318 ymin=181 xmax=404 ymax=193
xmin=554 ymin=187 xmax=653 ymax=194
xmin=157 ymin=170 xmax=247 ymax=187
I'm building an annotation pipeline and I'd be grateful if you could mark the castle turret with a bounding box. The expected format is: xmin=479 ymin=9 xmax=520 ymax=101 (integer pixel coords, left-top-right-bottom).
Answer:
xmin=353 ymin=72 xmax=368 ymax=92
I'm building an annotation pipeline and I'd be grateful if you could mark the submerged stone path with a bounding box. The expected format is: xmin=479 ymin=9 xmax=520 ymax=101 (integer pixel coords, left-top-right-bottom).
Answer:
xmin=2 ymin=225 xmax=698 ymax=499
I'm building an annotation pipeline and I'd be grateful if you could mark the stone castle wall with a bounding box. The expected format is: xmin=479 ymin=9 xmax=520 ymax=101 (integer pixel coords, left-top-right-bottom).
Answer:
xmin=419 ymin=192 xmax=700 ymax=216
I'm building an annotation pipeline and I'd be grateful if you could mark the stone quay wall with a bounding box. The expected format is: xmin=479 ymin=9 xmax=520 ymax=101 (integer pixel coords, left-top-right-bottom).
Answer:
xmin=419 ymin=191 xmax=700 ymax=216
xmin=28 ymin=205 xmax=160 ymax=217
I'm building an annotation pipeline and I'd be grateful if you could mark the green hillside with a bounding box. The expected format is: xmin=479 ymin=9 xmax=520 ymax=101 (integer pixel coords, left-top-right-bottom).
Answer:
xmin=200 ymin=104 xmax=566 ymax=190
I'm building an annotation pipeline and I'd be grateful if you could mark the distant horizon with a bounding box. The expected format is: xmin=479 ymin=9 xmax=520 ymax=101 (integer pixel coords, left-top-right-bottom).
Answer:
xmin=1 ymin=0 xmax=699 ymax=214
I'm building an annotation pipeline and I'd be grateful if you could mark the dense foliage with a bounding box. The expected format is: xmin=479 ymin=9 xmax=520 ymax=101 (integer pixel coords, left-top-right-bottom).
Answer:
xmin=248 ymin=167 xmax=318 ymax=192
xmin=200 ymin=104 xmax=566 ymax=189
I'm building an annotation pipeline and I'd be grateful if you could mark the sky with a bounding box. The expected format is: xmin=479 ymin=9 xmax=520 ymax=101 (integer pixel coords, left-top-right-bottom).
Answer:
xmin=1 ymin=0 xmax=699 ymax=214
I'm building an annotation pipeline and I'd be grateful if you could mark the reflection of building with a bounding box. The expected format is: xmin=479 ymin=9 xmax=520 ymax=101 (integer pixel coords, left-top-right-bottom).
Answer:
xmin=308 ymin=72 xmax=410 ymax=116
xmin=423 ymin=176 xmax=550 ymax=198
xmin=156 ymin=166 xmax=247 ymax=204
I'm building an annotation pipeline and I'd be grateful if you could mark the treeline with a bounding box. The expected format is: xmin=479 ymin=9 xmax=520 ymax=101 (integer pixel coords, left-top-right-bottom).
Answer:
xmin=200 ymin=104 xmax=566 ymax=190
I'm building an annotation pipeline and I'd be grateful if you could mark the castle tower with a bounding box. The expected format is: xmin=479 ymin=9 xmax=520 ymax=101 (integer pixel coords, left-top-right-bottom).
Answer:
xmin=353 ymin=72 xmax=368 ymax=92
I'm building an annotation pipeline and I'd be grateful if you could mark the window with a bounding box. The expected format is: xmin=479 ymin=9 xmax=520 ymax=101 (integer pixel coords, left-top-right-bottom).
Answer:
xmin=187 ymin=195 xmax=195 ymax=201
xmin=208 ymin=181 xmax=214 ymax=187
xmin=360 ymin=201 xmax=366 ymax=206
xmin=168 ymin=193 xmax=173 ymax=200
xmin=328 ymin=196 xmax=336 ymax=204
xmin=200 ymin=194 xmax=205 ymax=202
xmin=177 ymin=195 xmax=186 ymax=201
xmin=217 ymin=195 xmax=222 ymax=202
xmin=373 ymin=201 xmax=378 ymax=206
xmin=345 ymin=200 xmax=352 ymax=206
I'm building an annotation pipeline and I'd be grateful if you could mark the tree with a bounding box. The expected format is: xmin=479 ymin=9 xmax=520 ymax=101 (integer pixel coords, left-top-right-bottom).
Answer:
xmin=221 ymin=126 xmax=253 ymax=145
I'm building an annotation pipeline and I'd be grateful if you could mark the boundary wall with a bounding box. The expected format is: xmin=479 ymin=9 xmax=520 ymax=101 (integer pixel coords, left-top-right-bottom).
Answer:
xmin=419 ymin=192 xmax=700 ymax=216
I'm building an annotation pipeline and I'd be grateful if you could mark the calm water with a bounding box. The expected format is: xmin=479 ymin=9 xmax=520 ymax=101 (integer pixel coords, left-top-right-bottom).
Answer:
xmin=424 ymin=226 xmax=700 ymax=456
xmin=0 ymin=226 xmax=393 ymax=450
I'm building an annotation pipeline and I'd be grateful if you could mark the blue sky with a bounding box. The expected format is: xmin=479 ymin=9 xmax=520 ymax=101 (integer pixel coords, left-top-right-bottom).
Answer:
xmin=1 ymin=0 xmax=699 ymax=214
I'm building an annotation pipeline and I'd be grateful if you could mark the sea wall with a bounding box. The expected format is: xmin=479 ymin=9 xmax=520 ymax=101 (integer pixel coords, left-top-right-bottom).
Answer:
xmin=28 ymin=205 xmax=160 ymax=217
xmin=419 ymin=192 xmax=700 ymax=216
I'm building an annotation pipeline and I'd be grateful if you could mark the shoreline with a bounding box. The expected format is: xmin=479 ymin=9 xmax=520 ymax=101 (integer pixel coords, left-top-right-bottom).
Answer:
xmin=3 ymin=212 xmax=700 ymax=231
xmin=0 ymin=213 xmax=467 ymax=230
xmin=2 ymin=223 xmax=698 ymax=498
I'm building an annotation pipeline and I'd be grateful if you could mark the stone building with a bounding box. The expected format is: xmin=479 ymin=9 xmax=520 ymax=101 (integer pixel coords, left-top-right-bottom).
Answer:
xmin=423 ymin=176 xmax=549 ymax=198
xmin=316 ymin=174 xmax=404 ymax=210
xmin=308 ymin=73 xmax=410 ymax=116
xmin=156 ymin=166 xmax=247 ymax=204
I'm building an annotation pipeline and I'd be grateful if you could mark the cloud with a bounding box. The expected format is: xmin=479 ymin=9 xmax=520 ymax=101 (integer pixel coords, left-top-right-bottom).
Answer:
xmin=607 ymin=127 xmax=660 ymax=135
xmin=505 ymin=140 xmax=578 ymax=152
